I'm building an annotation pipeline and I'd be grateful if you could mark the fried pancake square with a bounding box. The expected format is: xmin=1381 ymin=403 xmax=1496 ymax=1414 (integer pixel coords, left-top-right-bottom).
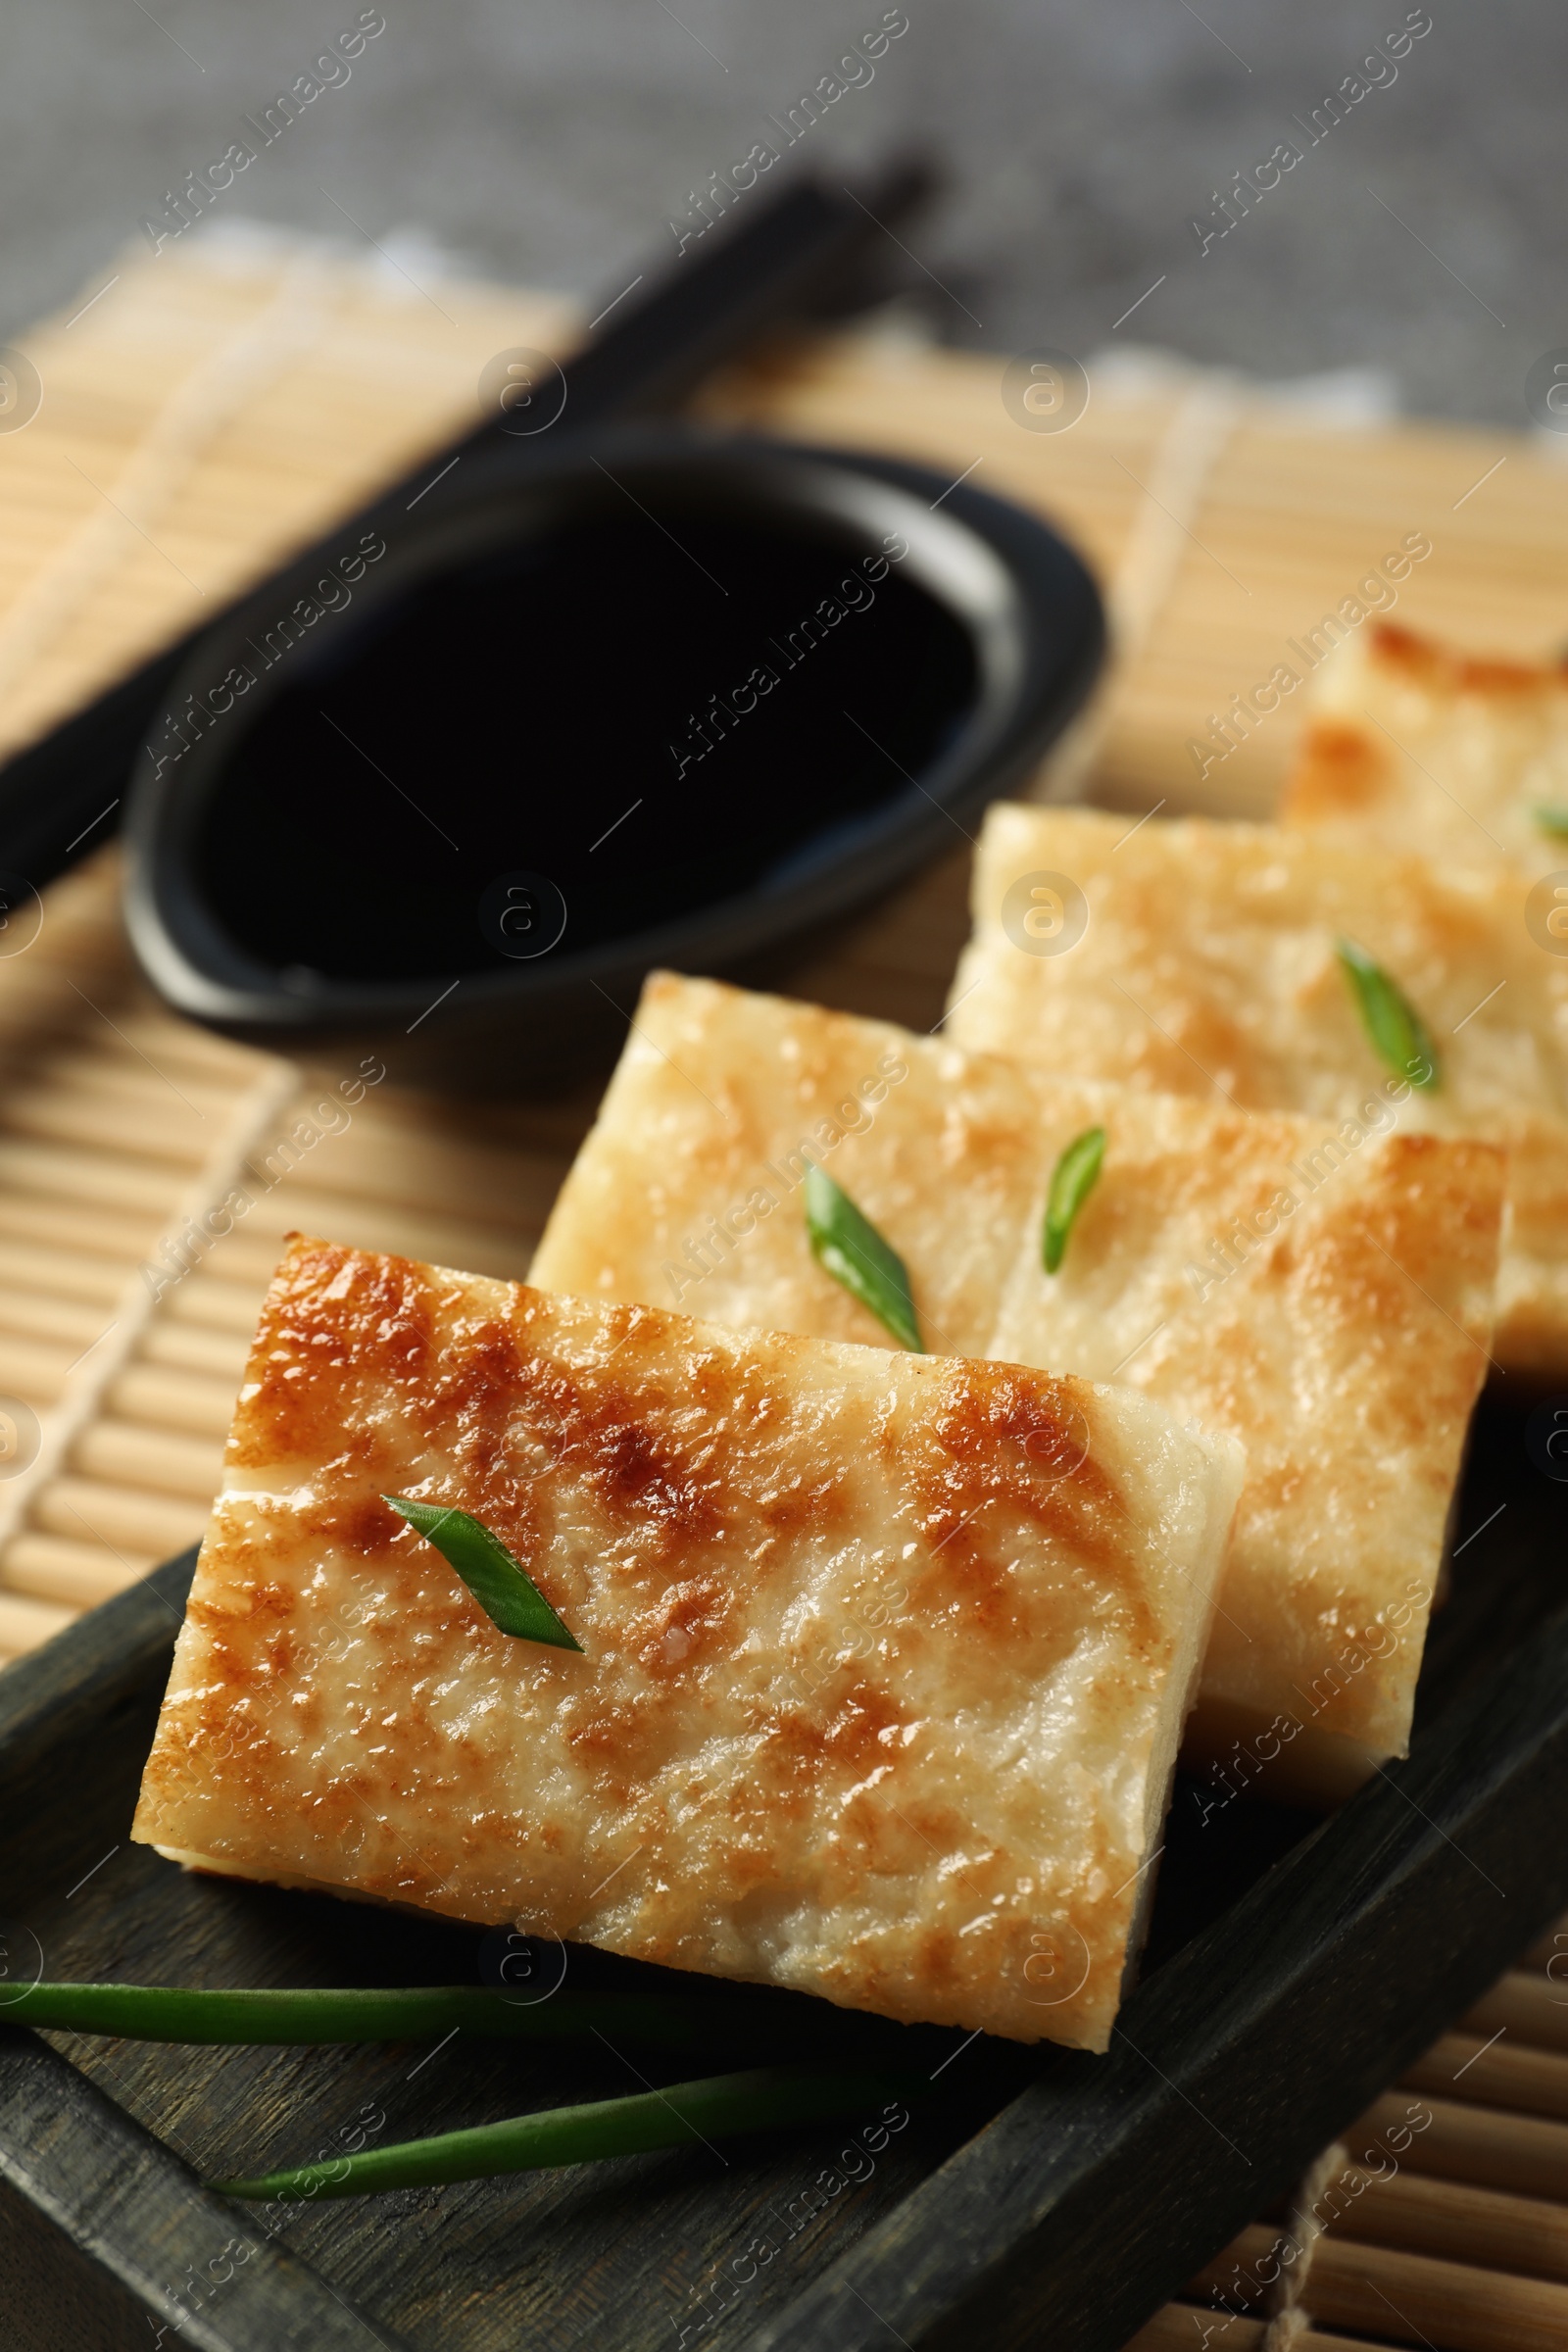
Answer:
xmin=132 ymin=1236 xmax=1243 ymax=2052
xmin=989 ymin=1107 xmax=1503 ymax=1800
xmin=1284 ymin=621 xmax=1568 ymax=877
xmin=530 ymin=974 xmax=1502 ymax=1800
xmin=530 ymin=968 xmax=1048 ymax=1355
xmin=946 ymin=800 xmax=1561 ymax=1380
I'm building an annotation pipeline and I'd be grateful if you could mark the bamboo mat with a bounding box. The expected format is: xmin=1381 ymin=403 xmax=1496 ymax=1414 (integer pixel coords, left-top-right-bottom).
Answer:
xmin=1127 ymin=1914 xmax=1568 ymax=2351
xmin=2 ymin=225 xmax=1568 ymax=2350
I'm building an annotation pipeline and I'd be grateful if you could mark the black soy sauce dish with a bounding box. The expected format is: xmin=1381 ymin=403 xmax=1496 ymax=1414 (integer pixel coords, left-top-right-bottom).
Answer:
xmin=122 ymin=427 xmax=1102 ymax=1090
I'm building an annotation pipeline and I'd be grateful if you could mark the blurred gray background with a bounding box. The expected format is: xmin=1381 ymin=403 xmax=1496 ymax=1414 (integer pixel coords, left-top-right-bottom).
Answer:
xmin=2 ymin=0 xmax=1557 ymax=423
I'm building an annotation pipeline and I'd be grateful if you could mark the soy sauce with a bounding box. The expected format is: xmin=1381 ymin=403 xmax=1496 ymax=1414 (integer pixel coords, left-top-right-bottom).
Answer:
xmin=196 ymin=506 xmax=978 ymax=985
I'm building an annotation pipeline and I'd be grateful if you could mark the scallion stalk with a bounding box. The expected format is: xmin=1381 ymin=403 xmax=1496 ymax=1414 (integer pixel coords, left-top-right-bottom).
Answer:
xmin=211 ymin=2065 xmax=918 ymax=2199
xmin=12 ymin=1982 xmax=880 ymax=2054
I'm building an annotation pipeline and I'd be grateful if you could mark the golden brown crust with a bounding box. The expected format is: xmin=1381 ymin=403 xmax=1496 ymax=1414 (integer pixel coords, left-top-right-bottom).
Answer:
xmin=1286 ymin=717 xmax=1396 ymax=822
xmin=133 ymin=1236 xmax=1241 ymax=2051
xmin=531 ymin=968 xmax=1042 ymax=1354
xmin=1363 ymin=619 xmax=1561 ymax=696
xmin=532 ymin=974 xmax=1503 ymax=1786
xmin=948 ymin=801 xmax=1559 ymax=1378
xmin=1281 ymin=621 xmax=1568 ymax=874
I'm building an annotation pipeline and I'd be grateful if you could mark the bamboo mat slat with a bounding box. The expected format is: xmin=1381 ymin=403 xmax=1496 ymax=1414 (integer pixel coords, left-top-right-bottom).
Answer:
xmin=0 ymin=230 xmax=574 ymax=764
xmin=1 ymin=229 xmax=1566 ymax=2352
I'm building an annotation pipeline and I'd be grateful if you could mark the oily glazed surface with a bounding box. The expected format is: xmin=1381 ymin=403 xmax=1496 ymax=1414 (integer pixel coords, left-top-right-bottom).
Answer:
xmin=133 ymin=1238 xmax=1238 ymax=2049
xmin=531 ymin=976 xmax=1502 ymax=1784
xmin=947 ymin=801 xmax=1565 ymax=1379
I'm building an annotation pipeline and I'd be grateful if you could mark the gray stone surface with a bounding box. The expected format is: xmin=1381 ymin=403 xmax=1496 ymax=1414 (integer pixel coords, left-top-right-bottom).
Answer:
xmin=0 ymin=0 xmax=1556 ymax=424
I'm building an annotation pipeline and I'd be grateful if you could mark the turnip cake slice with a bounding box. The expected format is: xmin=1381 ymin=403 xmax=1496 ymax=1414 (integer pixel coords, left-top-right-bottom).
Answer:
xmin=1284 ymin=621 xmax=1568 ymax=877
xmin=987 ymin=1112 xmax=1501 ymax=1799
xmin=530 ymin=969 xmax=1048 ymax=1352
xmin=133 ymin=1236 xmax=1242 ymax=2051
xmin=946 ymin=801 xmax=1563 ymax=1380
xmin=531 ymin=975 xmax=1502 ymax=1802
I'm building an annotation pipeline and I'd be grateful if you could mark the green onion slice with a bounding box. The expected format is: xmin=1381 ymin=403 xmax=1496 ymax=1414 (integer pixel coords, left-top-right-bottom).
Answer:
xmin=804 ymin=1162 xmax=922 ymax=1351
xmin=211 ymin=2065 xmax=918 ymax=2199
xmin=384 ymin=1495 xmax=582 ymax=1649
xmin=1336 ymin=938 xmax=1441 ymax=1091
xmin=1533 ymin=804 xmax=1568 ymax=838
xmin=1042 ymin=1126 xmax=1105 ymax=1273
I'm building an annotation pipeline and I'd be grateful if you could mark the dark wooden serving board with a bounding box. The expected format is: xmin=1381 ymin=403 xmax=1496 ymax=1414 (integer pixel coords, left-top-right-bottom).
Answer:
xmin=1 ymin=1396 xmax=1565 ymax=2352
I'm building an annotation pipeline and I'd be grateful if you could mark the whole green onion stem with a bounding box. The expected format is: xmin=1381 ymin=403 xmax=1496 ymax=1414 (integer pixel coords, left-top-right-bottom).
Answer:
xmin=211 ymin=2065 xmax=919 ymax=2199
xmin=12 ymin=1982 xmax=887 ymax=2055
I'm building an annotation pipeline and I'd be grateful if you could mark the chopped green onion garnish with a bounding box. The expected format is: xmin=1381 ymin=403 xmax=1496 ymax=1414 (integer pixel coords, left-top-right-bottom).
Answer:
xmin=804 ymin=1162 xmax=922 ymax=1351
xmin=385 ymin=1495 xmax=582 ymax=1649
xmin=1042 ymin=1126 xmax=1105 ymax=1274
xmin=1336 ymin=938 xmax=1441 ymax=1091
xmin=211 ymin=2065 xmax=918 ymax=2199
xmin=1534 ymin=804 xmax=1568 ymax=838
